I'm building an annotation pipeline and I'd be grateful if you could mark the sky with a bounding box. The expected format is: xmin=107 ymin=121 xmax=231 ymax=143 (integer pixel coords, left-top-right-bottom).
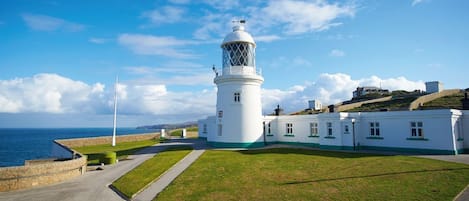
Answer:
xmin=0 ymin=0 xmax=468 ymax=128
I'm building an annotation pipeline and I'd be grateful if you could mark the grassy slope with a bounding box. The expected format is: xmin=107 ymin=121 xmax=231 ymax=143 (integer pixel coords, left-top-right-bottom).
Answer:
xmin=346 ymin=96 xmax=417 ymax=112
xmin=157 ymin=148 xmax=469 ymax=201
xmin=420 ymin=92 xmax=464 ymax=110
xmin=73 ymin=139 xmax=158 ymax=165
xmin=112 ymin=146 xmax=193 ymax=198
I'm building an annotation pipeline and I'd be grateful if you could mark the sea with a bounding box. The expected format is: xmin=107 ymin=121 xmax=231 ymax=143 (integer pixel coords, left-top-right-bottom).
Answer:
xmin=0 ymin=128 xmax=158 ymax=167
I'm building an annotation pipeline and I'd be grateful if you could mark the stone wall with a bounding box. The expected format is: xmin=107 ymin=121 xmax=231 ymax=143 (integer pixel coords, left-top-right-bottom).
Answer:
xmin=0 ymin=132 xmax=159 ymax=192
xmin=57 ymin=132 xmax=160 ymax=148
xmin=0 ymin=147 xmax=86 ymax=192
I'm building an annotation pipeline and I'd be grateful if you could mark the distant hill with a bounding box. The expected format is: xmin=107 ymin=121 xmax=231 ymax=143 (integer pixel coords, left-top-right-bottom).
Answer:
xmin=136 ymin=121 xmax=197 ymax=130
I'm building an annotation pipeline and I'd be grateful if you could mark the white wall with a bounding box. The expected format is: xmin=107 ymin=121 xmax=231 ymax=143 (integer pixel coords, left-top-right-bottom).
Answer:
xmin=357 ymin=110 xmax=456 ymax=152
xmin=214 ymin=75 xmax=264 ymax=144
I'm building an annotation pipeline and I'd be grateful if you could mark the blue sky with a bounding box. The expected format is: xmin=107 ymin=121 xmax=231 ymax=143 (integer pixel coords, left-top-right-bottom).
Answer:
xmin=0 ymin=0 xmax=468 ymax=127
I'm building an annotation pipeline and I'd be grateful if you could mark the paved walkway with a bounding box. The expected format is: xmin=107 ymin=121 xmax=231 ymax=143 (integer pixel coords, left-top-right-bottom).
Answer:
xmin=0 ymin=138 xmax=206 ymax=201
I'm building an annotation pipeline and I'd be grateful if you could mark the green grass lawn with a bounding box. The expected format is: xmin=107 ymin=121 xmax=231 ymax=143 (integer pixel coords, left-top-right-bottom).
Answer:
xmin=112 ymin=146 xmax=193 ymax=199
xmin=73 ymin=139 xmax=158 ymax=165
xmin=156 ymin=148 xmax=469 ymax=201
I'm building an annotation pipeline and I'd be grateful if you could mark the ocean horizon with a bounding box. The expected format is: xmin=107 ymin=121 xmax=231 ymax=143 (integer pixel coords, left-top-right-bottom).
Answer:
xmin=0 ymin=127 xmax=158 ymax=167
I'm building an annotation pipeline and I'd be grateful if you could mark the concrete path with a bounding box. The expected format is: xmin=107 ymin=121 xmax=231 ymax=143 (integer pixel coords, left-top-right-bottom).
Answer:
xmin=0 ymin=138 xmax=206 ymax=201
xmin=133 ymin=149 xmax=205 ymax=201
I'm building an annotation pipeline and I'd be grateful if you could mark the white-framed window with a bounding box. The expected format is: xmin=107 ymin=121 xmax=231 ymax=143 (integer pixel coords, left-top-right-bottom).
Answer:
xmin=286 ymin=123 xmax=293 ymax=134
xmin=268 ymin=122 xmax=271 ymax=134
xmin=203 ymin=124 xmax=207 ymax=134
xmin=218 ymin=124 xmax=222 ymax=136
xmin=370 ymin=122 xmax=380 ymax=136
xmin=327 ymin=122 xmax=333 ymax=136
xmin=344 ymin=125 xmax=350 ymax=134
xmin=310 ymin=122 xmax=318 ymax=136
xmin=234 ymin=92 xmax=241 ymax=102
xmin=410 ymin=121 xmax=423 ymax=137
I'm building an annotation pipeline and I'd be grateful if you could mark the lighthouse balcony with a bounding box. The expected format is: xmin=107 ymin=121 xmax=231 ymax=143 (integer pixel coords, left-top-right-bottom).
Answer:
xmin=218 ymin=66 xmax=262 ymax=76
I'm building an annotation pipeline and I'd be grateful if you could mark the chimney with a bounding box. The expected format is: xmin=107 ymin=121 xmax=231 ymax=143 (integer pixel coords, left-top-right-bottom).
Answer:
xmin=463 ymin=92 xmax=469 ymax=110
xmin=274 ymin=105 xmax=284 ymax=116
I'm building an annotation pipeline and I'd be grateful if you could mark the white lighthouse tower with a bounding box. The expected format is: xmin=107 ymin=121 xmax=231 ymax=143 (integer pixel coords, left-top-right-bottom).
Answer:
xmin=209 ymin=21 xmax=264 ymax=148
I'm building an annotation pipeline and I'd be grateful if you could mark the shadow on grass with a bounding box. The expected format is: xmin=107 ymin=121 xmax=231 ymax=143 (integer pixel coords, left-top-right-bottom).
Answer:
xmin=282 ymin=167 xmax=469 ymax=185
xmin=236 ymin=148 xmax=386 ymax=159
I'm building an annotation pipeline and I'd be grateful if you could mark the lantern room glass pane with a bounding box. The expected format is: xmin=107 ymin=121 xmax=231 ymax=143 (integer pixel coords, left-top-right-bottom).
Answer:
xmin=222 ymin=42 xmax=255 ymax=68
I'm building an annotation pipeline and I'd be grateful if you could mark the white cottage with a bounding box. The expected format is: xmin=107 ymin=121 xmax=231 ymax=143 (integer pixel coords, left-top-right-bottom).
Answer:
xmin=198 ymin=23 xmax=468 ymax=155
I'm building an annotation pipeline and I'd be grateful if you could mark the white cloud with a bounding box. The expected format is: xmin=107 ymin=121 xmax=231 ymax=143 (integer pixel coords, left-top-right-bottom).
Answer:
xmin=203 ymin=0 xmax=240 ymax=10
xmin=254 ymin=35 xmax=282 ymax=42
xmin=0 ymin=74 xmax=216 ymax=117
xmin=261 ymin=73 xmax=425 ymax=113
xmin=118 ymin=33 xmax=199 ymax=58
xmin=253 ymin=0 xmax=355 ymax=35
xmin=192 ymin=12 xmax=233 ymax=40
xmin=21 ymin=13 xmax=85 ymax=32
xmin=0 ymin=74 xmax=103 ymax=113
xmin=329 ymin=49 xmax=345 ymax=57
xmin=412 ymin=0 xmax=425 ymax=6
xmin=89 ymin=37 xmax=109 ymax=44
xmin=141 ymin=6 xmax=185 ymax=25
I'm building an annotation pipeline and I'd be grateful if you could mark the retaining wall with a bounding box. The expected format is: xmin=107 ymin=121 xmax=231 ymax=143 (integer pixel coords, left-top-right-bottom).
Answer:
xmin=0 ymin=142 xmax=86 ymax=192
xmin=0 ymin=132 xmax=160 ymax=192
xmin=57 ymin=132 xmax=160 ymax=148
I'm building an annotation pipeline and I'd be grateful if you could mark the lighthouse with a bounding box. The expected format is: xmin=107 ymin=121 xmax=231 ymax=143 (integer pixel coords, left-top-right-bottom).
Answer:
xmin=209 ymin=21 xmax=265 ymax=148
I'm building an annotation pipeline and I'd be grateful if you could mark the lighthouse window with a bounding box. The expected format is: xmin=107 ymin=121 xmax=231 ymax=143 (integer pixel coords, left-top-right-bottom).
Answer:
xmin=234 ymin=92 xmax=241 ymax=102
xmin=286 ymin=123 xmax=293 ymax=134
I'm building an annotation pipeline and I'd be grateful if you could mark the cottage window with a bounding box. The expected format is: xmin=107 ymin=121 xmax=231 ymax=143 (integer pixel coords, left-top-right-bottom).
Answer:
xmin=310 ymin=122 xmax=318 ymax=136
xmin=327 ymin=122 xmax=333 ymax=136
xmin=370 ymin=122 xmax=380 ymax=136
xmin=410 ymin=121 xmax=423 ymax=137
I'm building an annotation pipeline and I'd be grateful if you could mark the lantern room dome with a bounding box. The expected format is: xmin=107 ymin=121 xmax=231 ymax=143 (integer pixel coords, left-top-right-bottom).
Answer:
xmin=222 ymin=25 xmax=256 ymax=47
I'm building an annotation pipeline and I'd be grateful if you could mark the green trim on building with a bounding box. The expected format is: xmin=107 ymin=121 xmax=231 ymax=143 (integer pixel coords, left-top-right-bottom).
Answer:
xmin=366 ymin=136 xmax=384 ymax=140
xmin=360 ymin=145 xmax=456 ymax=155
xmin=406 ymin=137 xmax=429 ymax=141
xmin=319 ymin=145 xmax=353 ymax=150
xmin=308 ymin=135 xmax=320 ymax=138
xmin=283 ymin=134 xmax=295 ymax=137
xmin=457 ymin=138 xmax=464 ymax=141
xmin=324 ymin=136 xmax=336 ymax=139
xmin=277 ymin=141 xmax=320 ymax=148
xmin=207 ymin=141 xmax=265 ymax=148
xmin=266 ymin=134 xmax=274 ymax=137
